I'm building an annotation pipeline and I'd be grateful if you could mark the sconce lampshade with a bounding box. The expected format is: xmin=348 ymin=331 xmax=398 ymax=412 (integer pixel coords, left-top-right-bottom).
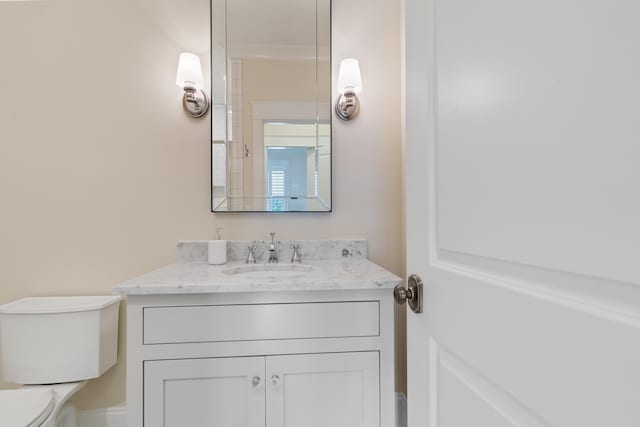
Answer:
xmin=176 ymin=52 xmax=204 ymax=89
xmin=176 ymin=52 xmax=209 ymax=118
xmin=335 ymin=58 xmax=362 ymax=121
xmin=337 ymin=58 xmax=362 ymax=94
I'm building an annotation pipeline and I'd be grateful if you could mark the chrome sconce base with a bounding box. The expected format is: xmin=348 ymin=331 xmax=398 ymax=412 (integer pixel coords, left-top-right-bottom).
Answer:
xmin=182 ymin=86 xmax=210 ymax=118
xmin=335 ymin=91 xmax=360 ymax=121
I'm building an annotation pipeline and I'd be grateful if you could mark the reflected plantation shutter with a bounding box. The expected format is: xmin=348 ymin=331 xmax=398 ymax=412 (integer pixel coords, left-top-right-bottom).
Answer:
xmin=270 ymin=169 xmax=286 ymax=197
xmin=268 ymin=160 xmax=289 ymax=211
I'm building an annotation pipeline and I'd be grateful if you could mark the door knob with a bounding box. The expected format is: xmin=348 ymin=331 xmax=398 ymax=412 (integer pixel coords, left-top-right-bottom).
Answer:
xmin=394 ymin=274 xmax=423 ymax=313
xmin=251 ymin=376 xmax=261 ymax=388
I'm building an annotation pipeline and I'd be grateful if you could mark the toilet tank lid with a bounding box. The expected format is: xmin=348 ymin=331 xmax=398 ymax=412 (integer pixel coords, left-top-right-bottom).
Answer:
xmin=0 ymin=295 xmax=122 ymax=314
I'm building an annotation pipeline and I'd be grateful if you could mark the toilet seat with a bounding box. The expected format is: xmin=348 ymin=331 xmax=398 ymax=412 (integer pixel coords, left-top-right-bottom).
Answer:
xmin=0 ymin=382 xmax=85 ymax=427
xmin=0 ymin=388 xmax=55 ymax=427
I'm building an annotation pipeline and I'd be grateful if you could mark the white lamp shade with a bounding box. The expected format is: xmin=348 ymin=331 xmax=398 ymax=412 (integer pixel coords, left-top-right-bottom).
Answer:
xmin=176 ymin=52 xmax=204 ymax=89
xmin=337 ymin=58 xmax=362 ymax=94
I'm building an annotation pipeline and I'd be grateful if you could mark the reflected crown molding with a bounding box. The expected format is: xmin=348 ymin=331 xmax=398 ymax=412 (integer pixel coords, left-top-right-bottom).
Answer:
xmin=252 ymin=101 xmax=331 ymax=122
xmin=228 ymin=43 xmax=330 ymax=61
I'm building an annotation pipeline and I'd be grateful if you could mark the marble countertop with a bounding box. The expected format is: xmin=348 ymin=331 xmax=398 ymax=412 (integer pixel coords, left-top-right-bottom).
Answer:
xmin=113 ymin=259 xmax=402 ymax=295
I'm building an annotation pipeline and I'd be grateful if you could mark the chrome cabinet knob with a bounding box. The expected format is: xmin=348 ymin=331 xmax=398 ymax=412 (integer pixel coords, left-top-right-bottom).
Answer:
xmin=251 ymin=376 xmax=261 ymax=388
xmin=271 ymin=375 xmax=281 ymax=388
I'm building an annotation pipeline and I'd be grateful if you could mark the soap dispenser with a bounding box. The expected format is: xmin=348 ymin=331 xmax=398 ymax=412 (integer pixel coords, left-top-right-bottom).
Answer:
xmin=208 ymin=228 xmax=227 ymax=265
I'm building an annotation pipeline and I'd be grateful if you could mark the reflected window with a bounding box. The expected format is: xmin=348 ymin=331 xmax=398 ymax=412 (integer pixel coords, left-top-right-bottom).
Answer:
xmin=268 ymin=158 xmax=288 ymax=211
xmin=266 ymin=145 xmax=308 ymax=211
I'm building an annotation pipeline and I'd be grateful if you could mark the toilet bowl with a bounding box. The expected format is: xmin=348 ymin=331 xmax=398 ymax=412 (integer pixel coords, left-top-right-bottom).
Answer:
xmin=0 ymin=382 xmax=84 ymax=427
xmin=0 ymin=296 xmax=122 ymax=427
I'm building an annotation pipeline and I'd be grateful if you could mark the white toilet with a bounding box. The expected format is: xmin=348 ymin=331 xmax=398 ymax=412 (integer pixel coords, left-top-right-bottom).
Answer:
xmin=0 ymin=296 xmax=122 ymax=427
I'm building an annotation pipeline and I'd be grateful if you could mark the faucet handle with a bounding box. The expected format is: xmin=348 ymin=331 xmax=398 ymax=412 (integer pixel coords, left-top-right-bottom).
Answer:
xmin=291 ymin=244 xmax=302 ymax=263
xmin=246 ymin=243 xmax=257 ymax=264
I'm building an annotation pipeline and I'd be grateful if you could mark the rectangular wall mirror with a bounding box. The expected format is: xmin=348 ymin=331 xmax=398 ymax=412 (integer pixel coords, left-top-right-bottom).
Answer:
xmin=211 ymin=0 xmax=331 ymax=212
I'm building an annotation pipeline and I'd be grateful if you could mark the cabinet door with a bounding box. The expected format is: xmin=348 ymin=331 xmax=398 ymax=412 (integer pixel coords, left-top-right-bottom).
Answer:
xmin=265 ymin=352 xmax=379 ymax=427
xmin=145 ymin=357 xmax=265 ymax=427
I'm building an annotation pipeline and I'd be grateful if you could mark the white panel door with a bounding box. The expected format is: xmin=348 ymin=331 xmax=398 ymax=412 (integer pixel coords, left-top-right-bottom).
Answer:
xmin=144 ymin=357 xmax=265 ymax=427
xmin=405 ymin=0 xmax=640 ymax=426
xmin=265 ymin=352 xmax=379 ymax=427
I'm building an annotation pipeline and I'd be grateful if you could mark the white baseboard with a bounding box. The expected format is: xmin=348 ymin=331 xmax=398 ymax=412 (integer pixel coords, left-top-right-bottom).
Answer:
xmin=77 ymin=396 xmax=406 ymax=427
xmin=78 ymin=406 xmax=127 ymax=427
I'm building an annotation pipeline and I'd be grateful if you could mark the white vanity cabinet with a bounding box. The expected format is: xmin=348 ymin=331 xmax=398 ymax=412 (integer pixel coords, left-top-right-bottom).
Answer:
xmin=124 ymin=289 xmax=395 ymax=427
xmin=144 ymin=352 xmax=379 ymax=427
xmin=144 ymin=356 xmax=265 ymax=427
xmin=265 ymin=352 xmax=379 ymax=427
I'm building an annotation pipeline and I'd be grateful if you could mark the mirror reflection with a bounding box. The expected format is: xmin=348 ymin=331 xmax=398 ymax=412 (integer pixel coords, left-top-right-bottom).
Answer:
xmin=211 ymin=0 xmax=331 ymax=212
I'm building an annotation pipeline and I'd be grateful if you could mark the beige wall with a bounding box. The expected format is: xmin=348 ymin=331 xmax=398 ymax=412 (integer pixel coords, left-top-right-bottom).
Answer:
xmin=0 ymin=0 xmax=404 ymax=410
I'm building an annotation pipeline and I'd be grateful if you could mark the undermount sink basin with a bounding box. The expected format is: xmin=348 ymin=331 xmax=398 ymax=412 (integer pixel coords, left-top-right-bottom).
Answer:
xmin=222 ymin=264 xmax=315 ymax=278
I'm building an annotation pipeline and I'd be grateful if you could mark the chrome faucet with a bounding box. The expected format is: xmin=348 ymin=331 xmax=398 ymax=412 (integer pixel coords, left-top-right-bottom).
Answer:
xmin=291 ymin=244 xmax=302 ymax=263
xmin=268 ymin=232 xmax=278 ymax=263
xmin=246 ymin=243 xmax=257 ymax=264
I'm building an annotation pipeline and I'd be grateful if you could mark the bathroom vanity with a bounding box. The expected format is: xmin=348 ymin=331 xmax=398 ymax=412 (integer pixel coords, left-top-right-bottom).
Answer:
xmin=114 ymin=240 xmax=401 ymax=427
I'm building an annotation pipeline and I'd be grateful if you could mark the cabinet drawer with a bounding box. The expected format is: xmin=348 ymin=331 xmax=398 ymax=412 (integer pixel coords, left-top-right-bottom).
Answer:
xmin=143 ymin=301 xmax=379 ymax=344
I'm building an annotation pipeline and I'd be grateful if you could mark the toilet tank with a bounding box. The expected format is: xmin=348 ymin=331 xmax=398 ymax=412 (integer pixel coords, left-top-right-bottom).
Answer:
xmin=0 ymin=296 xmax=122 ymax=385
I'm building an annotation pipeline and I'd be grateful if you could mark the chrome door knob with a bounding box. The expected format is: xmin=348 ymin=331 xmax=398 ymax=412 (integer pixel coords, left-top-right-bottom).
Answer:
xmin=394 ymin=274 xmax=424 ymax=313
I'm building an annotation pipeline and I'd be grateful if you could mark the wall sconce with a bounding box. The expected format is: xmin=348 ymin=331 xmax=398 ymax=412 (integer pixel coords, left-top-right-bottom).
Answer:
xmin=176 ymin=52 xmax=209 ymax=118
xmin=335 ymin=58 xmax=362 ymax=121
